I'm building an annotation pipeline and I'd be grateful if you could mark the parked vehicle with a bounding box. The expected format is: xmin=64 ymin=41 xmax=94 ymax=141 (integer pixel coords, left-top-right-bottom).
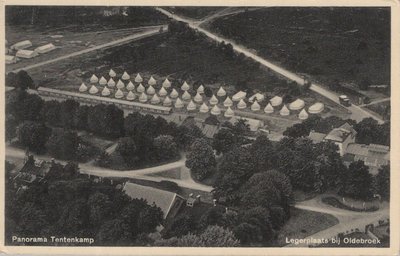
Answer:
xmin=339 ymin=95 xmax=351 ymax=106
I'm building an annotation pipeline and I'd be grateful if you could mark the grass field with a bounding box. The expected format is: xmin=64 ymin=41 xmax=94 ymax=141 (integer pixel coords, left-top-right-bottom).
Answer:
xmin=272 ymin=207 xmax=339 ymax=246
xmin=208 ymin=7 xmax=390 ymax=88
xmin=164 ymin=7 xmax=223 ymax=19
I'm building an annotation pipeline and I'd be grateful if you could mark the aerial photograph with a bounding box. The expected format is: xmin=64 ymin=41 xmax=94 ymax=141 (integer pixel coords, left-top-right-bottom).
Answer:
xmin=4 ymin=6 xmax=391 ymax=249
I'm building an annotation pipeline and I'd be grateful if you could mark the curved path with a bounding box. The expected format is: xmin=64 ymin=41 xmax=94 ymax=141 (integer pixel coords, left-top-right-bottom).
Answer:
xmin=156 ymin=8 xmax=384 ymax=124
xmin=5 ymin=146 xmax=212 ymax=192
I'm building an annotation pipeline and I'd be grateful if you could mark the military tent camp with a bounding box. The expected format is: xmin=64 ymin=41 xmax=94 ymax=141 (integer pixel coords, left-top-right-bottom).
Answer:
xmin=209 ymin=94 xmax=219 ymax=105
xmin=224 ymin=107 xmax=235 ymax=118
xmin=181 ymin=81 xmax=190 ymax=91
xmin=170 ymin=89 xmax=179 ymax=99
xmin=280 ymin=105 xmax=290 ymax=116
xmin=224 ymin=97 xmax=233 ymax=107
xmin=89 ymin=85 xmax=99 ymax=94
xmin=197 ymin=85 xmax=205 ymax=94
xmin=264 ymin=103 xmax=274 ymax=114
xmin=182 ymin=91 xmax=191 ymax=101
xmin=299 ymin=109 xmax=309 ymax=120
xmin=237 ymin=99 xmax=247 ymax=109
xmin=102 ymin=86 xmax=111 ymax=97
xmin=137 ymin=83 xmax=145 ymax=93
xmin=90 ymin=74 xmax=99 ymax=84
xmin=16 ymin=49 xmax=38 ymax=59
xmin=126 ymin=81 xmax=135 ymax=91
xmin=34 ymin=43 xmax=56 ymax=54
xmin=249 ymin=93 xmax=265 ymax=103
xmin=135 ymin=73 xmax=143 ymax=83
xmin=79 ymin=83 xmax=88 ymax=92
xmin=139 ymin=92 xmax=148 ymax=103
xmin=151 ymin=94 xmax=160 ymax=104
xmin=251 ymin=101 xmax=261 ymax=111
xmin=11 ymin=40 xmax=32 ymax=50
xmin=126 ymin=91 xmax=136 ymax=101
xmin=147 ymin=85 xmax=156 ymax=95
xmin=186 ymin=100 xmax=196 ymax=111
xmin=116 ymin=80 xmax=125 ymax=89
xmin=174 ymin=98 xmax=184 ymax=108
xmin=163 ymin=96 xmax=172 ymax=106
xmin=289 ymin=99 xmax=305 ymax=111
xmin=115 ymin=89 xmax=124 ymax=99
xmin=217 ymin=87 xmax=227 ymax=97
xmin=122 ymin=71 xmax=130 ymax=80
xmin=232 ymin=91 xmax=246 ymax=101
xmin=308 ymin=102 xmax=325 ymax=114
xmin=199 ymin=103 xmax=209 ymax=113
xmin=6 ymin=55 xmax=17 ymax=64
xmin=211 ymin=105 xmax=221 ymax=115
xmin=159 ymin=87 xmax=168 ymax=97
xmin=270 ymin=96 xmax=283 ymax=107
xmin=162 ymin=78 xmax=171 ymax=88
xmin=148 ymin=76 xmax=157 ymax=86
xmin=107 ymin=78 xmax=116 ymax=88
xmin=194 ymin=92 xmax=203 ymax=103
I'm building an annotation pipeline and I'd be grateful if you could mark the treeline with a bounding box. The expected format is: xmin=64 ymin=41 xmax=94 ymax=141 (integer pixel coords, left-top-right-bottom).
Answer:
xmin=6 ymin=6 xmax=168 ymax=28
xmin=283 ymin=115 xmax=390 ymax=146
xmin=5 ymin=160 xmax=163 ymax=246
xmin=6 ymin=88 xmax=204 ymax=167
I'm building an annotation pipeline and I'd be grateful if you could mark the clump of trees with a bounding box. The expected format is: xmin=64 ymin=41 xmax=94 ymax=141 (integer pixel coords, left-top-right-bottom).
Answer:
xmin=185 ymin=138 xmax=216 ymax=180
xmin=5 ymin=160 xmax=163 ymax=246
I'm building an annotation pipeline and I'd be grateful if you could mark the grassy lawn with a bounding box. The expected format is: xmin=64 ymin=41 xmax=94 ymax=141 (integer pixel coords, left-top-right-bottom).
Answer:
xmin=271 ymin=207 xmax=339 ymax=246
xmin=208 ymin=7 xmax=390 ymax=87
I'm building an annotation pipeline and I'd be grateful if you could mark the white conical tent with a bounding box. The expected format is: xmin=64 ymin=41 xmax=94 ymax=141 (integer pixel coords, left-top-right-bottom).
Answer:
xmin=182 ymin=91 xmax=191 ymax=101
xmin=116 ymin=80 xmax=125 ymax=89
xmin=237 ymin=99 xmax=247 ymax=109
xmin=122 ymin=71 xmax=130 ymax=80
xmin=170 ymin=88 xmax=179 ymax=99
xmin=151 ymin=94 xmax=160 ymax=104
xmin=101 ymin=86 xmax=111 ymax=96
xmin=90 ymin=74 xmax=99 ymax=84
xmin=199 ymin=103 xmax=209 ymax=113
xmin=224 ymin=107 xmax=235 ymax=118
xmin=79 ymin=83 xmax=88 ymax=92
xmin=162 ymin=78 xmax=171 ymax=88
xmin=299 ymin=109 xmax=309 ymax=120
xmin=308 ymin=102 xmax=325 ymax=114
xmin=270 ymin=96 xmax=283 ymax=107
xmin=137 ymin=83 xmax=145 ymax=93
xmin=194 ymin=92 xmax=203 ymax=103
xmin=174 ymin=98 xmax=184 ymax=108
xmin=264 ymin=103 xmax=274 ymax=114
xmin=135 ymin=73 xmax=143 ymax=83
xmin=211 ymin=105 xmax=221 ymax=115
xmin=99 ymin=76 xmax=107 ymax=86
xmin=148 ymin=76 xmax=157 ymax=86
xmin=186 ymin=100 xmax=196 ymax=111
xmin=126 ymin=91 xmax=136 ymax=101
xmin=115 ymin=88 xmax=124 ymax=99
xmin=280 ymin=105 xmax=290 ymax=116
xmin=181 ymin=81 xmax=190 ymax=91
xmin=126 ymin=81 xmax=135 ymax=91
xmin=289 ymin=99 xmax=305 ymax=111
xmin=197 ymin=85 xmax=205 ymax=94
xmin=251 ymin=101 xmax=261 ymax=111
xmin=209 ymin=94 xmax=219 ymax=105
xmin=139 ymin=92 xmax=148 ymax=103
xmin=217 ymin=86 xmax=226 ymax=97
xmin=89 ymin=85 xmax=98 ymax=94
xmin=107 ymin=78 xmax=116 ymax=88
xmin=109 ymin=69 xmax=116 ymax=78
xmin=147 ymin=85 xmax=155 ymax=95
xmin=158 ymin=87 xmax=168 ymax=97
xmin=163 ymin=96 xmax=172 ymax=106
xmin=223 ymin=96 xmax=233 ymax=107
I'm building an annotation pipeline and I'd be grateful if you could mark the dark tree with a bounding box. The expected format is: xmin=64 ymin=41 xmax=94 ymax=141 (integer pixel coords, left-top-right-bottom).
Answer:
xmin=153 ymin=135 xmax=179 ymax=162
xmin=116 ymin=137 xmax=138 ymax=167
xmin=376 ymin=165 xmax=390 ymax=201
xmin=339 ymin=161 xmax=374 ymax=200
xmin=186 ymin=138 xmax=216 ymax=180
xmin=46 ymin=129 xmax=79 ymax=161
xmin=212 ymin=128 xmax=239 ymax=155
xmin=17 ymin=121 xmax=51 ymax=153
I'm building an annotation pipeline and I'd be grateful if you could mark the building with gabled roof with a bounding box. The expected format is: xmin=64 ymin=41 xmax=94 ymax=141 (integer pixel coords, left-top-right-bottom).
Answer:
xmin=123 ymin=182 xmax=184 ymax=219
xmin=343 ymin=143 xmax=390 ymax=174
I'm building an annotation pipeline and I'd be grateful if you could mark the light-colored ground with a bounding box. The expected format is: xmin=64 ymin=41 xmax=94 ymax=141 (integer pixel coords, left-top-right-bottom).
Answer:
xmin=156 ymin=8 xmax=385 ymax=124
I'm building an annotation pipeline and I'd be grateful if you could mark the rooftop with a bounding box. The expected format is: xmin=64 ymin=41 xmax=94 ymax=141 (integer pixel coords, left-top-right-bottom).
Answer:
xmin=324 ymin=123 xmax=356 ymax=142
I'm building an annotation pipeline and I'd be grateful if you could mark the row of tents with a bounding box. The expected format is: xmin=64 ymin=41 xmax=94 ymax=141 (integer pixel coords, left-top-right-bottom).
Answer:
xmin=84 ymin=70 xmax=325 ymax=119
xmin=6 ymin=40 xmax=56 ymax=64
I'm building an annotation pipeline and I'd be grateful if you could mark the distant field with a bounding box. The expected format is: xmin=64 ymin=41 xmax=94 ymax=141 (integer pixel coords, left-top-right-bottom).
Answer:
xmin=207 ymin=7 xmax=390 ymax=87
xmin=164 ymin=7 xmax=223 ymax=19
